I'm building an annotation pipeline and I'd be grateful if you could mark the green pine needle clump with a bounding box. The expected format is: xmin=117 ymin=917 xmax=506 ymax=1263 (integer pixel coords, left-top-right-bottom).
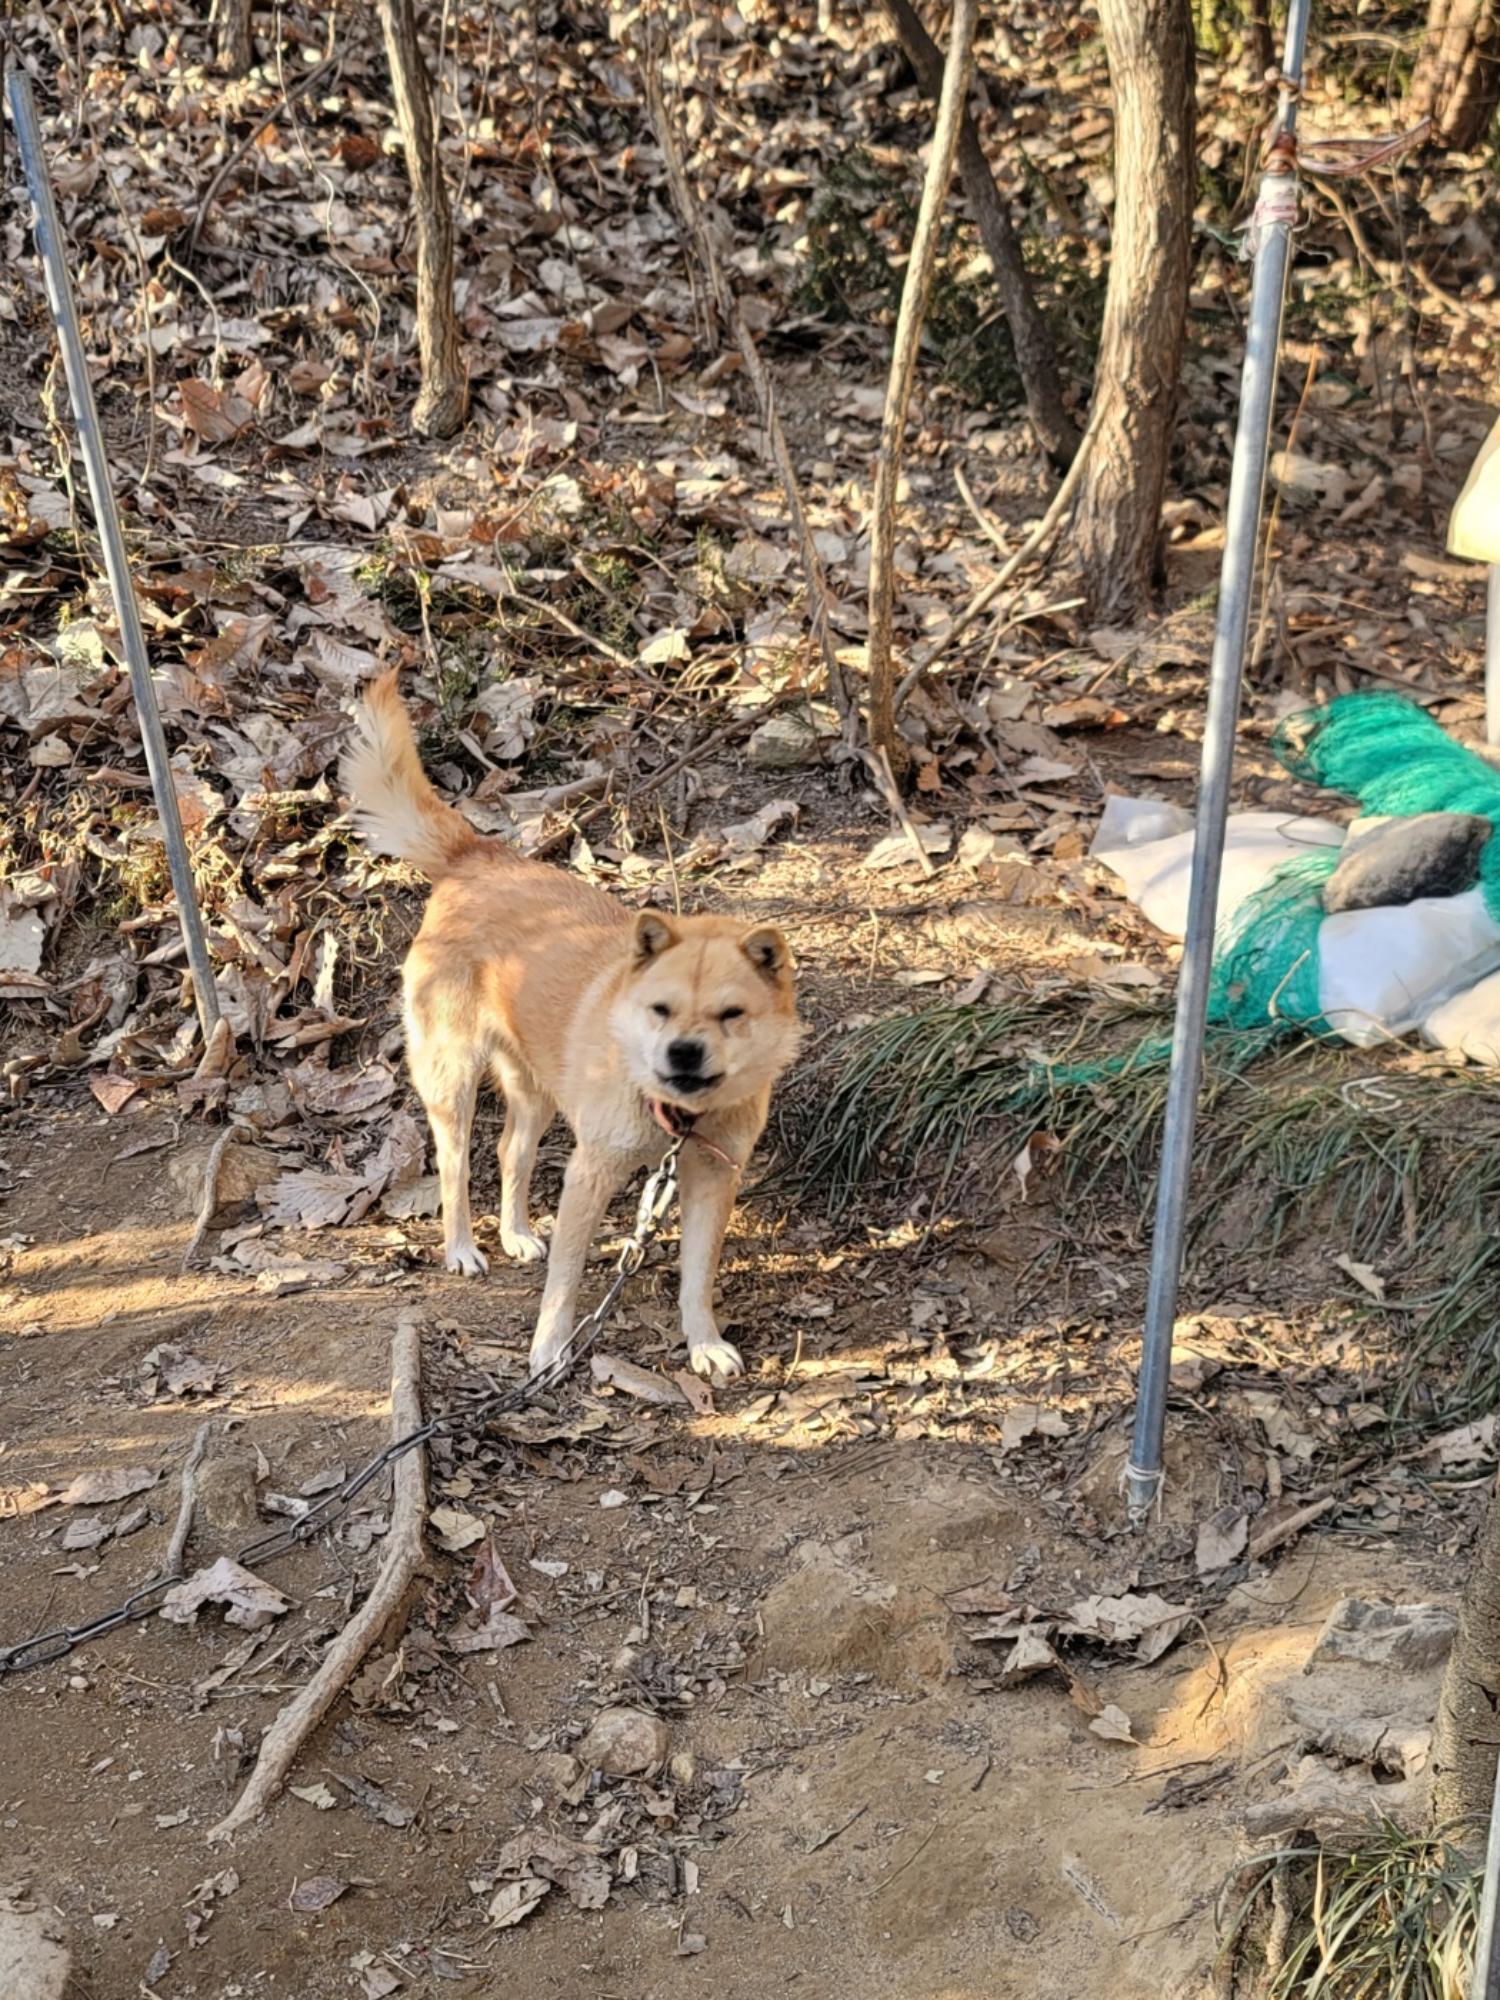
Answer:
xmin=1221 ymin=1827 xmax=1479 ymax=1999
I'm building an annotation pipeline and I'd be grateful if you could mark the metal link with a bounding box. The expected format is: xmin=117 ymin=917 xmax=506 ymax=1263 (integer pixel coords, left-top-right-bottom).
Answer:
xmin=0 ymin=1141 xmax=684 ymax=1680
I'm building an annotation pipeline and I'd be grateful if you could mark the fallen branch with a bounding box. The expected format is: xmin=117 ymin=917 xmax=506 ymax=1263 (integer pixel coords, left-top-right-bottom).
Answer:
xmin=207 ymin=1314 xmax=428 ymax=1842
xmin=892 ymin=397 xmax=1103 ymax=714
xmin=641 ymin=56 xmax=857 ymax=734
xmin=530 ymin=715 xmax=754 ymax=861
xmin=185 ymin=55 xmax=339 ymax=259
xmin=866 ymin=0 xmax=980 ymax=776
xmin=165 ymin=1422 xmax=214 ymax=1577
xmin=182 ymin=1125 xmax=242 ymax=1272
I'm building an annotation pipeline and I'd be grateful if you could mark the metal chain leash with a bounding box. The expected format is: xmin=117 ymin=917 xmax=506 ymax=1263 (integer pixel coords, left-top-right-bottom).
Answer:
xmin=0 ymin=1140 xmax=685 ymax=1681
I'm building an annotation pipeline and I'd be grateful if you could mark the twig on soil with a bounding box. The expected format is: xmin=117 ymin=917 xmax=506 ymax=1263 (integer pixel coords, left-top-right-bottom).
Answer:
xmin=185 ymin=55 xmax=340 ymax=260
xmin=865 ymin=744 xmax=935 ymax=878
xmin=869 ymin=1818 xmax=940 ymax=1894
xmin=805 ymin=1802 xmax=868 ymax=1852
xmin=892 ymin=399 xmax=1103 ymax=715
xmin=182 ymin=1125 xmax=242 ymax=1272
xmin=165 ymin=1422 xmax=214 ymax=1578
xmin=640 ymin=54 xmax=857 ymax=733
xmin=207 ymin=1313 xmax=429 ymax=1843
xmin=953 ymin=464 xmax=1009 ymax=556
xmin=506 ymin=586 xmax=637 ymax=673
xmin=530 ymin=716 xmax=753 ymax=860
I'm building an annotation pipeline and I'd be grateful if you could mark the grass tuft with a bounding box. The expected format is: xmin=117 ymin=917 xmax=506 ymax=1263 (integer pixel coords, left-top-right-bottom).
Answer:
xmin=1220 ymin=1825 xmax=1479 ymax=1999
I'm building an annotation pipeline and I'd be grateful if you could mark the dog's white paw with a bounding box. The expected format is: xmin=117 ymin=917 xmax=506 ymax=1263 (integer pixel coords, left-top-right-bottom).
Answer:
xmin=501 ymin=1227 xmax=548 ymax=1265
xmin=688 ymin=1335 xmax=744 ymax=1383
xmin=445 ymin=1242 xmax=489 ymax=1277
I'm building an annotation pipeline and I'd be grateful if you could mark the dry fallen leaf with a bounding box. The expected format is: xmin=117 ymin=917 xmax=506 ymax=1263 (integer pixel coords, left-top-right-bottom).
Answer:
xmin=1333 ymin=1251 xmax=1386 ymax=1301
xmin=488 ymin=1878 xmax=550 ymax=1929
xmin=448 ymin=1610 xmax=530 ymax=1655
xmin=590 ymin=1353 xmax=686 ymax=1405
xmin=289 ymin=1875 xmax=349 ymax=1914
xmin=429 ymin=1505 xmax=487 ymax=1554
xmin=1088 ymin=1703 xmax=1138 ymax=1744
xmin=1195 ymin=1505 xmax=1249 ymax=1575
xmin=1064 ymin=1592 xmax=1192 ymax=1665
xmin=59 ymin=1466 xmax=159 ymax=1507
xmin=159 ymin=1557 xmax=290 ymax=1631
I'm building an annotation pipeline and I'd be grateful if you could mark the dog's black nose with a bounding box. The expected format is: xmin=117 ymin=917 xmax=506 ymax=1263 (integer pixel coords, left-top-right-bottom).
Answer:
xmin=667 ymin=1037 xmax=705 ymax=1073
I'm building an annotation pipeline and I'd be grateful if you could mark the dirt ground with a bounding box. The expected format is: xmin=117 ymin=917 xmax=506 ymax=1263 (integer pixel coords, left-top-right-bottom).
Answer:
xmin=0 ymin=756 xmax=1479 ymax=2000
xmin=4 ymin=3 xmax=1498 ymax=1988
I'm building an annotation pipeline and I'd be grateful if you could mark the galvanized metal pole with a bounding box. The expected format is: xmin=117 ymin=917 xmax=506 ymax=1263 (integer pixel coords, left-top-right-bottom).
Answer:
xmin=6 ymin=69 xmax=221 ymax=1038
xmin=1471 ymin=1751 xmax=1500 ymax=2000
xmin=1124 ymin=6 xmax=1311 ymax=1520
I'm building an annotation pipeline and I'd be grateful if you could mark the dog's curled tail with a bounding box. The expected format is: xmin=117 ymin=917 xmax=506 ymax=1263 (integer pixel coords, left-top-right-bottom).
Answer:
xmin=342 ymin=671 xmax=481 ymax=878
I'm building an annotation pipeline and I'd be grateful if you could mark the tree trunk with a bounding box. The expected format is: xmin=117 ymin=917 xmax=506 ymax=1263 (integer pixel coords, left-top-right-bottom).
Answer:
xmin=214 ymin=0 xmax=254 ymax=75
xmin=865 ymin=0 xmax=979 ymax=776
xmin=1432 ymin=1486 xmax=1500 ymax=1854
xmin=1410 ymin=0 xmax=1500 ymax=152
xmin=1066 ymin=0 xmax=1195 ymax=622
xmin=881 ymin=0 xmax=1077 ymax=470
xmin=373 ymin=0 xmax=467 ymax=438
xmin=1246 ymin=0 xmax=1275 ymax=80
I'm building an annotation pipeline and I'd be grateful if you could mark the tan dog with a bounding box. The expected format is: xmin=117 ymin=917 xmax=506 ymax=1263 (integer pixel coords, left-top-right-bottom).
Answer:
xmin=342 ymin=674 xmax=800 ymax=1380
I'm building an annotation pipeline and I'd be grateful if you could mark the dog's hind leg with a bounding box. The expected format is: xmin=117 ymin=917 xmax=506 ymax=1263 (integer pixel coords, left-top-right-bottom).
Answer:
xmin=410 ymin=1033 xmax=487 ymax=1276
xmin=493 ymin=1052 xmax=552 ymax=1265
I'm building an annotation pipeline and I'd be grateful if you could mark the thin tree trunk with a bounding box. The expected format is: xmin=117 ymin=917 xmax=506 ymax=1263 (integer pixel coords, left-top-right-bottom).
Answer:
xmin=214 ymin=0 xmax=254 ymax=75
xmin=866 ymin=0 xmax=979 ymax=776
xmin=374 ymin=0 xmax=467 ymax=438
xmin=1432 ymin=1487 xmax=1500 ymax=1854
xmin=1410 ymin=0 xmax=1500 ymax=151
xmin=881 ymin=0 xmax=1076 ymax=470
xmin=1246 ymin=0 xmax=1275 ymax=79
xmin=1066 ymin=0 xmax=1195 ymax=622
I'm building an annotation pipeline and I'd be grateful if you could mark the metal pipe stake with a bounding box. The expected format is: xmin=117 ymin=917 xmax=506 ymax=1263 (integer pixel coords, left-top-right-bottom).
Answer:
xmin=6 ymin=68 xmax=221 ymax=1037
xmin=1123 ymin=0 xmax=1311 ymax=1520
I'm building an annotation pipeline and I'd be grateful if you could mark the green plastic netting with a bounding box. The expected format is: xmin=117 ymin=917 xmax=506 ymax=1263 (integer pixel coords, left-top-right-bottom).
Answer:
xmin=1046 ymin=692 xmax=1499 ymax=1084
xmin=1273 ymin=691 xmax=1500 ymax=920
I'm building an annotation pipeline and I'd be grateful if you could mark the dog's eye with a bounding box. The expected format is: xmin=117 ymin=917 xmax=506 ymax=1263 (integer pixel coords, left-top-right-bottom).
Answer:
xmin=651 ymin=1002 xmax=671 ymax=1020
xmin=719 ymin=1007 xmax=745 ymax=1024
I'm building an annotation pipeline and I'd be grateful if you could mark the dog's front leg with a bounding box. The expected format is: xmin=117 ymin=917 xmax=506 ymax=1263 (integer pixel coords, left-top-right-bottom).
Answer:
xmin=678 ymin=1141 xmax=747 ymax=1382
xmin=527 ymin=1150 xmax=626 ymax=1376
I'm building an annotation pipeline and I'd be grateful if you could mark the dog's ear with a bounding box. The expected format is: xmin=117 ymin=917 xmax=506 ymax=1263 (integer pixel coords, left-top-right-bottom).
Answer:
xmin=633 ymin=911 xmax=679 ymax=962
xmin=740 ymin=924 xmax=792 ymax=982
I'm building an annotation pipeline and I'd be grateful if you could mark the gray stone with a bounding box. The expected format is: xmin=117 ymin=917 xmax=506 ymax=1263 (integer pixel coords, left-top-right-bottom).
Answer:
xmin=1322 ymin=812 xmax=1490 ymax=914
xmin=1308 ymin=1598 xmax=1457 ymax=1672
xmin=0 ymin=1908 xmax=70 ymax=2000
xmin=747 ymin=708 xmax=838 ymax=771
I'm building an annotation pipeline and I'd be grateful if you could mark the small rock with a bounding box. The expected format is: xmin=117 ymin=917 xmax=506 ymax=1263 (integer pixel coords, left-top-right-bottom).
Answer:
xmin=576 ymin=1706 xmax=669 ymax=1777
xmin=1322 ymin=813 xmax=1490 ymax=915
xmin=1308 ymin=1599 xmax=1457 ymax=1672
xmin=0 ymin=1908 xmax=71 ymax=2000
xmin=533 ymin=1752 xmax=585 ymax=1803
xmin=747 ymin=708 xmax=838 ymax=771
xmin=194 ymin=1449 xmax=262 ymax=1539
xmin=165 ymin=1140 xmax=285 ymax=1222
xmin=1241 ymin=1753 xmax=1422 ymax=1841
